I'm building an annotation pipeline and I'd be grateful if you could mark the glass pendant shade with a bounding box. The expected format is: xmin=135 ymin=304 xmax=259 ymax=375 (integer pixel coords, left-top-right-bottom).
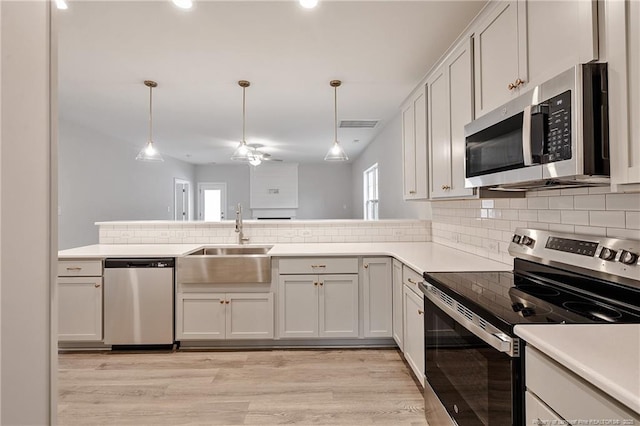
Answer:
xmin=324 ymin=140 xmax=348 ymax=161
xmin=136 ymin=140 xmax=164 ymax=162
xmin=231 ymin=141 xmax=251 ymax=161
xmin=136 ymin=80 xmax=164 ymax=162
xmin=325 ymin=79 xmax=348 ymax=162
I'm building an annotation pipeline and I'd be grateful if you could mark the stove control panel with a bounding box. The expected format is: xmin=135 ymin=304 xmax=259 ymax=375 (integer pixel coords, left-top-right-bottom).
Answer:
xmin=509 ymin=228 xmax=640 ymax=283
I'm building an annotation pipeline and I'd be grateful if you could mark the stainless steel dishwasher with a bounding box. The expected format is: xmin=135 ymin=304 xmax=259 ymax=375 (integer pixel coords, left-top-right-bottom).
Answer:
xmin=103 ymin=258 xmax=174 ymax=346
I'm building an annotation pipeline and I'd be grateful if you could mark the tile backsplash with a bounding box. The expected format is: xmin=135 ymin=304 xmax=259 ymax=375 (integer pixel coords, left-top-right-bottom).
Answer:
xmin=431 ymin=188 xmax=640 ymax=265
xmin=98 ymin=219 xmax=432 ymax=245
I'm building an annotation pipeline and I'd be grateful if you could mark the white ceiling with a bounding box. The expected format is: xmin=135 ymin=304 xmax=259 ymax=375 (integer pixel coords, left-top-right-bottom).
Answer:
xmin=57 ymin=0 xmax=485 ymax=164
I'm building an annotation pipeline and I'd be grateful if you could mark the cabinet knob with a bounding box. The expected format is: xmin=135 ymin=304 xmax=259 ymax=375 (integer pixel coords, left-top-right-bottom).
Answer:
xmin=220 ymin=300 xmax=225 ymax=304
xmin=508 ymin=82 xmax=516 ymax=90
xmin=418 ymin=309 xmax=424 ymax=315
xmin=364 ymin=264 xmax=369 ymax=269
xmin=94 ymin=284 xmax=100 ymax=288
xmin=441 ymin=185 xmax=450 ymax=190
xmin=225 ymin=300 xmax=230 ymax=304
xmin=319 ymin=282 xmax=324 ymax=286
xmin=314 ymin=282 xmax=318 ymax=286
xmin=515 ymin=78 xmax=525 ymax=87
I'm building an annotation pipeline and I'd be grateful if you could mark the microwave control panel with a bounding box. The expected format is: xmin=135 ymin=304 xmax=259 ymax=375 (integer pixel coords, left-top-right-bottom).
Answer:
xmin=544 ymin=90 xmax=572 ymax=163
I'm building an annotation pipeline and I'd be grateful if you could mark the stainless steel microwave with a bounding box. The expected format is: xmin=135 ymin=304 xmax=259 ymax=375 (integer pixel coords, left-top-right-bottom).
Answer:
xmin=464 ymin=63 xmax=609 ymax=190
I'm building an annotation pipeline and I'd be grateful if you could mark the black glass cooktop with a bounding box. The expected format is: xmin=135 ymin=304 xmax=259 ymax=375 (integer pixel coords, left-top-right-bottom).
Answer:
xmin=423 ymin=259 xmax=640 ymax=334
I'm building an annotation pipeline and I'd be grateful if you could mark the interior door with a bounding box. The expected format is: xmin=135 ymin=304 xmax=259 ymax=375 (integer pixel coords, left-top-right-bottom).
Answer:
xmin=197 ymin=182 xmax=227 ymax=221
xmin=174 ymin=178 xmax=190 ymax=221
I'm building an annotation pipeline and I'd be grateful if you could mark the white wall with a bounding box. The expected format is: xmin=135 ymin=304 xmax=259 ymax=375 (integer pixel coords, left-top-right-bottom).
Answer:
xmin=352 ymin=113 xmax=431 ymax=220
xmin=195 ymin=163 xmax=355 ymax=220
xmin=1 ymin=1 xmax=53 ymax=423
xmin=195 ymin=164 xmax=251 ymax=220
xmin=58 ymin=120 xmax=196 ymax=249
xmin=298 ymin=163 xmax=353 ymax=219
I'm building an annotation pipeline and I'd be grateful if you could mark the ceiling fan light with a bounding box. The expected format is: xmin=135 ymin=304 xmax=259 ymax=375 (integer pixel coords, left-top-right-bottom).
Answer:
xmin=172 ymin=0 xmax=193 ymax=9
xmin=324 ymin=141 xmax=348 ymax=161
xmin=299 ymin=0 xmax=318 ymax=9
xmin=231 ymin=141 xmax=251 ymax=161
xmin=136 ymin=140 xmax=164 ymax=162
xmin=55 ymin=0 xmax=68 ymax=10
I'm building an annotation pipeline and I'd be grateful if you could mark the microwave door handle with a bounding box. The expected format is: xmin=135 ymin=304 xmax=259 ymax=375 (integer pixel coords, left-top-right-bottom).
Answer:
xmin=522 ymin=105 xmax=534 ymax=166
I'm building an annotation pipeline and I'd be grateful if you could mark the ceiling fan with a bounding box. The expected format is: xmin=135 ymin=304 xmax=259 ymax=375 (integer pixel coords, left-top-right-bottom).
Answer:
xmin=247 ymin=144 xmax=283 ymax=165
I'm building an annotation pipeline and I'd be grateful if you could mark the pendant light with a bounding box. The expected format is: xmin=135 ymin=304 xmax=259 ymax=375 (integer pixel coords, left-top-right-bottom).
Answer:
xmin=231 ymin=80 xmax=253 ymax=161
xmin=136 ymin=80 xmax=164 ymax=162
xmin=324 ymin=79 xmax=348 ymax=161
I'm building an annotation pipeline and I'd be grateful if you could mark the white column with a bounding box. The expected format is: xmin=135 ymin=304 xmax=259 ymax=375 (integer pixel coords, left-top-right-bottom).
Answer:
xmin=0 ymin=1 xmax=54 ymax=424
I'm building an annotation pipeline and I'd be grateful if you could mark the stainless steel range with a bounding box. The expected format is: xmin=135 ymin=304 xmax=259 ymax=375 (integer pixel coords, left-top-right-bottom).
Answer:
xmin=420 ymin=228 xmax=640 ymax=425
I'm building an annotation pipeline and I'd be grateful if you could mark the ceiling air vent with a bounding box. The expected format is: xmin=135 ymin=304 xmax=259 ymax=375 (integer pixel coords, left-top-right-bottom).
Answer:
xmin=339 ymin=120 xmax=379 ymax=129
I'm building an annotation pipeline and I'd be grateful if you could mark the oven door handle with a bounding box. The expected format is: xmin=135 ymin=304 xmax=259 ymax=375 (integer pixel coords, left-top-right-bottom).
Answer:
xmin=423 ymin=286 xmax=516 ymax=356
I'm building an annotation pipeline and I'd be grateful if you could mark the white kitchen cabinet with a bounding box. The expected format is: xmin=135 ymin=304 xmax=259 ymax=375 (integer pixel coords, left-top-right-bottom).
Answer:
xmin=473 ymin=1 xmax=525 ymax=117
xmin=526 ymin=0 xmax=598 ymax=86
xmin=474 ymin=0 xmax=597 ymax=118
xmin=525 ymin=346 xmax=640 ymax=423
xmin=176 ymin=292 xmax=274 ymax=340
xmin=57 ymin=259 xmax=103 ymax=342
xmin=525 ymin=391 xmax=563 ymax=425
xmin=58 ymin=276 xmax=103 ymax=341
xmin=607 ymin=0 xmax=640 ymax=191
xmin=428 ymin=37 xmax=475 ymax=199
xmin=403 ymin=284 xmax=425 ymax=387
xmin=401 ymin=86 xmax=428 ymax=200
xmin=392 ymin=260 xmax=403 ymax=350
xmin=362 ymin=257 xmax=392 ymax=338
xmin=278 ymin=274 xmax=358 ymax=338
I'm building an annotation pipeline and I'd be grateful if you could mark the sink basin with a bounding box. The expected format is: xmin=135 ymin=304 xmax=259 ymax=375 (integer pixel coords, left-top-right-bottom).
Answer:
xmin=178 ymin=246 xmax=273 ymax=284
xmin=190 ymin=246 xmax=272 ymax=256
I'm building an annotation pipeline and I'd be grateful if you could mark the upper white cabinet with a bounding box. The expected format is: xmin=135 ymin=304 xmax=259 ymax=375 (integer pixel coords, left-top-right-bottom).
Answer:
xmin=428 ymin=38 xmax=475 ymax=199
xmin=607 ymin=0 xmax=640 ymax=190
xmin=526 ymin=0 xmax=598 ymax=85
xmin=362 ymin=257 xmax=392 ymax=338
xmin=473 ymin=0 xmax=598 ymax=118
xmin=473 ymin=1 xmax=526 ymax=117
xmin=401 ymin=86 xmax=428 ymax=200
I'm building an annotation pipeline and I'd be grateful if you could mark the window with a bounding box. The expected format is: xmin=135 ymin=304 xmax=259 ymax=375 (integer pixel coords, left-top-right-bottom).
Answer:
xmin=363 ymin=163 xmax=379 ymax=220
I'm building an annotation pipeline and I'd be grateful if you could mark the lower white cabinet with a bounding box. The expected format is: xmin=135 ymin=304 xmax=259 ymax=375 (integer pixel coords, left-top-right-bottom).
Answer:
xmin=57 ymin=276 xmax=103 ymax=341
xmin=403 ymin=284 xmax=425 ymax=387
xmin=176 ymin=292 xmax=274 ymax=340
xmin=278 ymin=274 xmax=358 ymax=338
xmin=392 ymin=260 xmax=404 ymax=350
xmin=525 ymin=346 xmax=640 ymax=423
xmin=362 ymin=257 xmax=392 ymax=338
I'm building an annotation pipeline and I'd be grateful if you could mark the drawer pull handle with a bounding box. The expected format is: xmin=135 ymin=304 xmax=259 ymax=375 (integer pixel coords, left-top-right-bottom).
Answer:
xmin=407 ymin=278 xmax=423 ymax=285
xmin=66 ymin=267 xmax=82 ymax=271
xmin=311 ymin=264 xmax=326 ymax=268
xmin=94 ymin=284 xmax=101 ymax=288
xmin=409 ymin=190 xmax=416 ymax=194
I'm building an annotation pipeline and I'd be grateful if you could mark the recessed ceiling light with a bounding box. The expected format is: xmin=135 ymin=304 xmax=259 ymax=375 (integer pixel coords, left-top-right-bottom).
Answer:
xmin=172 ymin=0 xmax=193 ymax=10
xmin=299 ymin=0 xmax=318 ymax=9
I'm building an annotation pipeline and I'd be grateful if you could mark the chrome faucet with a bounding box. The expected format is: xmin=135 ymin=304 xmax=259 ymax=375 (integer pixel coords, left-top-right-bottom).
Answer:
xmin=235 ymin=203 xmax=250 ymax=244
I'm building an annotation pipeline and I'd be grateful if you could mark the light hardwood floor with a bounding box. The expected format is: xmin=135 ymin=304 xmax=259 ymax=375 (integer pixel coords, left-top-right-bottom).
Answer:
xmin=58 ymin=348 xmax=428 ymax=425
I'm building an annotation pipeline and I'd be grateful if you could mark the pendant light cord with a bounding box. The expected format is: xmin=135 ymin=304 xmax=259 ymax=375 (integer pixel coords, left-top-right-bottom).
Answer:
xmin=334 ymin=85 xmax=338 ymax=143
xmin=148 ymin=84 xmax=153 ymax=143
xmin=242 ymin=86 xmax=246 ymax=143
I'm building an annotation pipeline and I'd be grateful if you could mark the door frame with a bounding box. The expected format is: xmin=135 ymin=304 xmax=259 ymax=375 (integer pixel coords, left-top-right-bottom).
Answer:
xmin=197 ymin=182 xmax=227 ymax=221
xmin=173 ymin=178 xmax=191 ymax=221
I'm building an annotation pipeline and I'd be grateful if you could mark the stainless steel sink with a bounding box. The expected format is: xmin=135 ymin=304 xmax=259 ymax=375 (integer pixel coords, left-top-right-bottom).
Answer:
xmin=178 ymin=246 xmax=272 ymax=284
xmin=195 ymin=246 xmax=271 ymax=256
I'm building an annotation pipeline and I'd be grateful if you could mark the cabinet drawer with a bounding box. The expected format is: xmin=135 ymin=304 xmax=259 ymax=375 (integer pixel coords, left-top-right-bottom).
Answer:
xmin=58 ymin=260 xmax=102 ymax=277
xmin=402 ymin=265 xmax=423 ymax=295
xmin=279 ymin=257 xmax=358 ymax=274
xmin=525 ymin=346 xmax=639 ymax=422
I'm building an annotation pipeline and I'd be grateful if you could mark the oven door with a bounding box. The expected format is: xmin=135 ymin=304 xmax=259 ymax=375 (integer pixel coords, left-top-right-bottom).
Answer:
xmin=424 ymin=296 xmax=522 ymax=425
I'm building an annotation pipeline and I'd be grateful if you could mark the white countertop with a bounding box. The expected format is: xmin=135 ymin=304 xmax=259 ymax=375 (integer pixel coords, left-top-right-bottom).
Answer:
xmin=515 ymin=324 xmax=640 ymax=414
xmin=59 ymin=242 xmax=511 ymax=273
